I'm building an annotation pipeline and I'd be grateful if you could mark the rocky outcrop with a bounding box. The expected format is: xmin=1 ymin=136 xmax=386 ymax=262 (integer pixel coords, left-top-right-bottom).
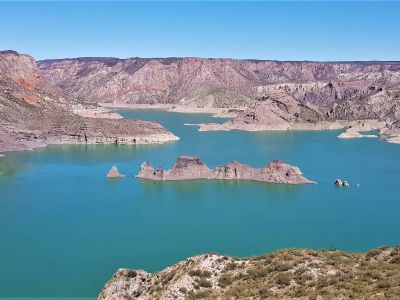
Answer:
xmin=0 ymin=51 xmax=179 ymax=153
xmin=98 ymin=246 xmax=400 ymax=300
xmin=136 ymin=156 xmax=314 ymax=184
xmin=106 ymin=166 xmax=125 ymax=178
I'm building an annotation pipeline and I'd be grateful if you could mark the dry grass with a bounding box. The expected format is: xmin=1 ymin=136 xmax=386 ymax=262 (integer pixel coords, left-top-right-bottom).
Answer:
xmin=99 ymin=246 xmax=400 ymax=300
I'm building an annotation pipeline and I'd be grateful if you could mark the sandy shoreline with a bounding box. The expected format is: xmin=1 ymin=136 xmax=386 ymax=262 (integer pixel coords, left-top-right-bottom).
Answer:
xmin=98 ymin=103 xmax=243 ymax=118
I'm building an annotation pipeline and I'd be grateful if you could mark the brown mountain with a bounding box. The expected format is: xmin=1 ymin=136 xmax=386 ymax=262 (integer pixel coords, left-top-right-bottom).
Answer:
xmin=38 ymin=57 xmax=400 ymax=120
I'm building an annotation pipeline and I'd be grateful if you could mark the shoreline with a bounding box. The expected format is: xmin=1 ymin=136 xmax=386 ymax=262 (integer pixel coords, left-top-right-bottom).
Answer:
xmin=0 ymin=132 xmax=180 ymax=154
xmin=197 ymin=119 xmax=372 ymax=132
xmin=99 ymin=103 xmax=243 ymax=118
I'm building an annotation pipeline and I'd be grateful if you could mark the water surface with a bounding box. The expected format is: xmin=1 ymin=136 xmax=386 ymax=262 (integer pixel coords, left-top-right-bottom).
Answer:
xmin=1 ymin=109 xmax=400 ymax=297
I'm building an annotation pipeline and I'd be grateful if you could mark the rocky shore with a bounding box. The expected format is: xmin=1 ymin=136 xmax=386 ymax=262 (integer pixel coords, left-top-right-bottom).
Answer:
xmin=98 ymin=246 xmax=400 ymax=300
xmin=136 ymin=156 xmax=314 ymax=184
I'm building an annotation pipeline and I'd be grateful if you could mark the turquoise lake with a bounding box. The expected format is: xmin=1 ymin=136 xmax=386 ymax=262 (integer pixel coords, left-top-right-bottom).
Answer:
xmin=1 ymin=109 xmax=400 ymax=298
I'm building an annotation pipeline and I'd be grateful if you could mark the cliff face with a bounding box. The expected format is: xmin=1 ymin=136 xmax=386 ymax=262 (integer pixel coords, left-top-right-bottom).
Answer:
xmin=98 ymin=246 xmax=400 ymax=300
xmin=136 ymin=156 xmax=314 ymax=184
xmin=0 ymin=51 xmax=178 ymax=153
xmin=38 ymin=57 xmax=400 ymax=113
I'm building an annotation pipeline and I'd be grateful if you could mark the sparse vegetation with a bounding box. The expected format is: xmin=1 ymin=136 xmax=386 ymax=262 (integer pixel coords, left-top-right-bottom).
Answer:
xmin=100 ymin=246 xmax=400 ymax=300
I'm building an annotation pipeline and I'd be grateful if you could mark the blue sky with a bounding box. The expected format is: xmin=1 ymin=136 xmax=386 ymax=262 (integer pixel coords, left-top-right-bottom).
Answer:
xmin=0 ymin=1 xmax=399 ymax=61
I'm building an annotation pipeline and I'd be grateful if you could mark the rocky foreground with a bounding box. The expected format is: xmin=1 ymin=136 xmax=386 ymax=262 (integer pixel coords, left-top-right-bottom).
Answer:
xmin=98 ymin=246 xmax=400 ymax=300
xmin=0 ymin=51 xmax=178 ymax=153
xmin=136 ymin=156 xmax=314 ymax=184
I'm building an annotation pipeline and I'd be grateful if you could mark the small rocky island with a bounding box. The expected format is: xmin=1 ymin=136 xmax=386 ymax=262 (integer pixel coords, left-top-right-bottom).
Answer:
xmin=136 ymin=156 xmax=315 ymax=184
xmin=106 ymin=165 xmax=125 ymax=178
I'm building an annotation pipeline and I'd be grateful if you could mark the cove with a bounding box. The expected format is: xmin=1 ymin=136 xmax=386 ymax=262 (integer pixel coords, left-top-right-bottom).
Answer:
xmin=1 ymin=109 xmax=400 ymax=298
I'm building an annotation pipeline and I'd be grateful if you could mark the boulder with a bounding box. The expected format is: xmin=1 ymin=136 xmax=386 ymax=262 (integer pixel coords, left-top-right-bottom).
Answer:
xmin=335 ymin=179 xmax=343 ymax=185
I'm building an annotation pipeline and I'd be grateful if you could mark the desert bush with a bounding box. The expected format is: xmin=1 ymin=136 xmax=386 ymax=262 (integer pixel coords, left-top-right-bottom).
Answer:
xmin=218 ymin=273 xmax=233 ymax=288
xmin=275 ymin=273 xmax=291 ymax=286
xmin=197 ymin=278 xmax=212 ymax=288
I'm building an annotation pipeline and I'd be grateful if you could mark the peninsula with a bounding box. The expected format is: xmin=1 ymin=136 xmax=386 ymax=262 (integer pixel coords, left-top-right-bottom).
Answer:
xmin=136 ymin=156 xmax=315 ymax=184
xmin=0 ymin=51 xmax=178 ymax=153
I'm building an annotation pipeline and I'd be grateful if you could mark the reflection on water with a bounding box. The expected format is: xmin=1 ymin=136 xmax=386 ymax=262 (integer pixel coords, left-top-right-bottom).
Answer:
xmin=0 ymin=155 xmax=29 ymax=177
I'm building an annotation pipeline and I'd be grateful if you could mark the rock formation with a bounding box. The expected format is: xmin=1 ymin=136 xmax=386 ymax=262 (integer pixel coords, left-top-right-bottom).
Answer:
xmin=98 ymin=246 xmax=400 ymax=300
xmin=106 ymin=166 xmax=125 ymax=178
xmin=0 ymin=51 xmax=179 ymax=153
xmin=136 ymin=156 xmax=315 ymax=184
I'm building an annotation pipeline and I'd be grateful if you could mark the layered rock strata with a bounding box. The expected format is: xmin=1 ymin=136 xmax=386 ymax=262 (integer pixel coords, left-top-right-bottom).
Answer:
xmin=0 ymin=51 xmax=179 ymax=153
xmin=136 ymin=156 xmax=314 ymax=184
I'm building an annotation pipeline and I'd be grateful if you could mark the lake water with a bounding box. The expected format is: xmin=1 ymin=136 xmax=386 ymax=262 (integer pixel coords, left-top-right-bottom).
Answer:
xmin=1 ymin=109 xmax=400 ymax=298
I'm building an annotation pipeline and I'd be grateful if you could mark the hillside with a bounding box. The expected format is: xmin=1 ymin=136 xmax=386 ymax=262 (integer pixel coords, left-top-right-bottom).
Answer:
xmin=0 ymin=51 xmax=178 ymax=152
xmin=99 ymin=246 xmax=400 ymax=299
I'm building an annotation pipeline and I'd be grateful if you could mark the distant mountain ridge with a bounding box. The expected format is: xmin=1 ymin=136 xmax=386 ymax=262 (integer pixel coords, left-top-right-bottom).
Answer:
xmin=38 ymin=55 xmax=400 ymax=121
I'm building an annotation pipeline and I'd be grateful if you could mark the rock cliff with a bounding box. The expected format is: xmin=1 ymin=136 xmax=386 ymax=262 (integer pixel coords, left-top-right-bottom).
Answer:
xmin=98 ymin=246 xmax=400 ymax=300
xmin=0 ymin=51 xmax=179 ymax=153
xmin=136 ymin=156 xmax=314 ymax=184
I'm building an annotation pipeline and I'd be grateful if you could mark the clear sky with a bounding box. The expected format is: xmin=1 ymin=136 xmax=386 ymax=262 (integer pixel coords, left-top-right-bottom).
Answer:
xmin=0 ymin=1 xmax=399 ymax=61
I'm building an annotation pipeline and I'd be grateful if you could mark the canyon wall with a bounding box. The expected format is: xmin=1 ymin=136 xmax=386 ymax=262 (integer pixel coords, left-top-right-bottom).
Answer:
xmin=38 ymin=57 xmax=400 ymax=121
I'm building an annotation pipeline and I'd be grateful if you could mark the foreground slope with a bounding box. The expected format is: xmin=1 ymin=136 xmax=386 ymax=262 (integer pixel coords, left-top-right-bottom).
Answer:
xmin=99 ymin=246 xmax=400 ymax=300
xmin=0 ymin=51 xmax=178 ymax=152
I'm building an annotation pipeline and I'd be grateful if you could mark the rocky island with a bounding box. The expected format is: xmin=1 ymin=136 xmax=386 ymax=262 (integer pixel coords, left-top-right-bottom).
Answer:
xmin=106 ymin=166 xmax=125 ymax=178
xmin=136 ymin=156 xmax=315 ymax=184
xmin=98 ymin=246 xmax=400 ymax=300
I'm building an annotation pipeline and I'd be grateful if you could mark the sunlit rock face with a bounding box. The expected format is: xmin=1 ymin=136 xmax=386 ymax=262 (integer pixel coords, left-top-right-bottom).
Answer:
xmin=136 ymin=156 xmax=315 ymax=184
xmin=39 ymin=57 xmax=400 ymax=117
